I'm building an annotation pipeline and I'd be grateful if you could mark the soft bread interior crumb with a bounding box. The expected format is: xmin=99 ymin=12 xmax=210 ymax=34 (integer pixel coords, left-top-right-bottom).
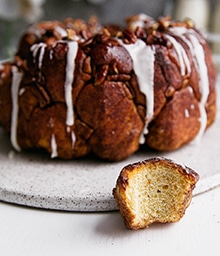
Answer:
xmin=126 ymin=164 xmax=192 ymax=226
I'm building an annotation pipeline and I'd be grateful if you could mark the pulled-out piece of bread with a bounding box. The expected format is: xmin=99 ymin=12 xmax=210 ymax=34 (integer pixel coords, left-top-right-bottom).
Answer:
xmin=113 ymin=157 xmax=199 ymax=229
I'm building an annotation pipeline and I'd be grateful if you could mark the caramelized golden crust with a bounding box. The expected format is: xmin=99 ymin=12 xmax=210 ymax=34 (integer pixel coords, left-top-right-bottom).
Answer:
xmin=0 ymin=62 xmax=13 ymax=133
xmin=0 ymin=15 xmax=217 ymax=161
xmin=145 ymin=87 xmax=201 ymax=150
xmin=113 ymin=157 xmax=199 ymax=229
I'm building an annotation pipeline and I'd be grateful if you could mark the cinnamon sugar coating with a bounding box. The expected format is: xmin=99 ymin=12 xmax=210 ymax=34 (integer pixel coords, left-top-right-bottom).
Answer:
xmin=0 ymin=15 xmax=217 ymax=161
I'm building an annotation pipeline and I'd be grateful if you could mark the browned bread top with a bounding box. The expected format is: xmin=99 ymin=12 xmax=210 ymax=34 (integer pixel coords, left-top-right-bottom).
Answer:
xmin=0 ymin=15 xmax=217 ymax=161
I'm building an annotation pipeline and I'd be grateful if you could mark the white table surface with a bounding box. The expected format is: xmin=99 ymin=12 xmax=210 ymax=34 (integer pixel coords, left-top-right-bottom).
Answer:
xmin=0 ymin=185 xmax=220 ymax=256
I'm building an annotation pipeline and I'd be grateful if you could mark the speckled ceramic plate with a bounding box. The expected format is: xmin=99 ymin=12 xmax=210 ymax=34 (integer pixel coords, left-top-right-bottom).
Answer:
xmin=0 ymin=87 xmax=220 ymax=211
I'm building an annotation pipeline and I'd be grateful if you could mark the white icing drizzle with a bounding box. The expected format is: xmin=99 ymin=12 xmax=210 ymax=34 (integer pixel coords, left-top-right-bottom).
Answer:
xmin=188 ymin=34 xmax=209 ymax=143
xmin=118 ymin=39 xmax=155 ymax=143
xmin=51 ymin=133 xmax=58 ymax=158
xmin=64 ymin=41 xmax=78 ymax=127
xmin=187 ymin=33 xmax=209 ymax=105
xmin=49 ymin=49 xmax=54 ymax=60
xmin=66 ymin=126 xmax=71 ymax=133
xmin=165 ymin=34 xmax=191 ymax=76
xmin=125 ymin=18 xmax=209 ymax=143
xmin=10 ymin=66 xmax=23 ymax=151
xmin=168 ymin=27 xmax=209 ymax=142
xmin=31 ymin=42 xmax=47 ymax=69
xmin=19 ymin=87 xmax=26 ymax=96
xmin=185 ymin=109 xmax=190 ymax=118
xmin=66 ymin=127 xmax=76 ymax=149
xmin=38 ymin=44 xmax=46 ymax=69
xmin=71 ymin=131 xmax=76 ymax=149
xmin=55 ymin=26 xmax=68 ymax=38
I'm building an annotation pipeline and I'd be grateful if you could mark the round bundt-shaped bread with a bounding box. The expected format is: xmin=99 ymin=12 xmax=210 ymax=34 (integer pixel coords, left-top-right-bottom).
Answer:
xmin=0 ymin=14 xmax=217 ymax=161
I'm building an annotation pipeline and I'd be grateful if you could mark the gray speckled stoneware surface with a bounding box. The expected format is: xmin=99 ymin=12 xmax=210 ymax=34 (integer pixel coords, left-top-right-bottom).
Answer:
xmin=0 ymin=87 xmax=220 ymax=212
